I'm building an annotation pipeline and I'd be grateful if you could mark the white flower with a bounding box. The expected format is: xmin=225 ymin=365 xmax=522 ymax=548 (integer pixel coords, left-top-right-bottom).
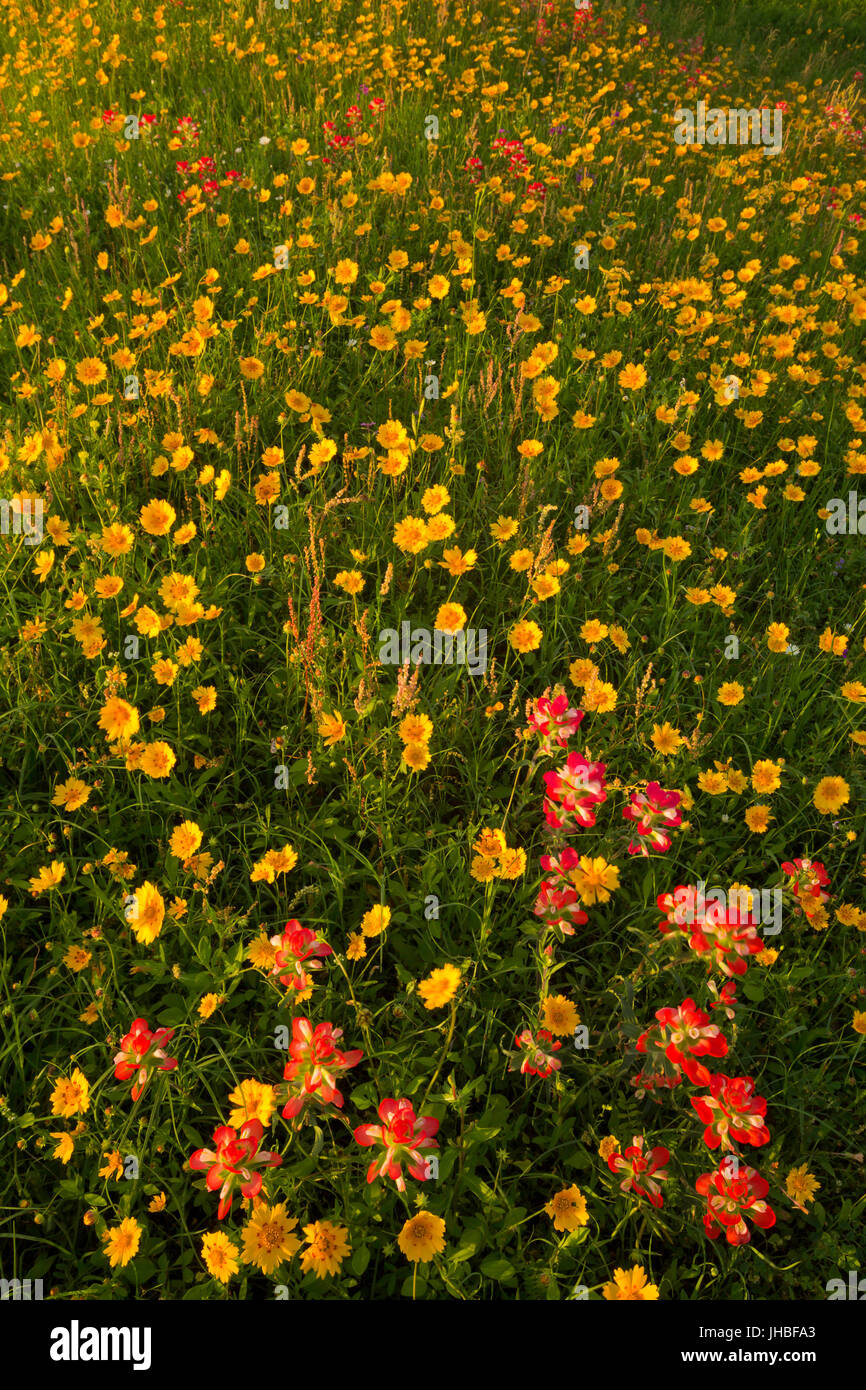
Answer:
xmin=259 ymin=136 xmax=271 ymax=146
xmin=785 ymin=644 xmax=800 ymax=656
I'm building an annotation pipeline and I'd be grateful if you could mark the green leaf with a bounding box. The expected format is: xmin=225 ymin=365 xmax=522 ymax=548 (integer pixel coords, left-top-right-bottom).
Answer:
xmin=351 ymin=1246 xmax=371 ymax=1277
xmin=350 ymin=1082 xmax=376 ymax=1110
xmin=500 ymin=1207 xmax=527 ymax=1231
xmin=480 ymin=1255 xmax=516 ymax=1281
xmin=450 ymin=1243 xmax=478 ymax=1265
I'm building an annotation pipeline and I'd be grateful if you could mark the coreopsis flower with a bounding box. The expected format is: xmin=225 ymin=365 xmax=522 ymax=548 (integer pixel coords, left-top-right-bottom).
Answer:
xmin=473 ymin=827 xmax=507 ymax=858
xmin=418 ymin=964 xmax=461 ymax=1009
xmin=623 ymin=781 xmax=682 ymax=855
xmin=300 ymin=1220 xmax=351 ymax=1278
xmin=51 ymin=777 xmax=91 ymax=811
xmin=270 ymin=919 xmax=332 ymax=992
xmin=99 ymin=1150 xmax=124 ymax=1180
xmin=63 ymin=945 xmax=91 ymax=972
xmin=280 ymin=1017 xmax=363 ymax=1121
xmin=318 ymin=712 xmax=346 ymax=746
xmin=785 ymin=1164 xmax=821 ymax=1209
xmin=189 ymin=1119 xmax=282 ymax=1220
xmin=607 ymin=1136 xmax=671 ymax=1208
xmin=812 ymin=776 xmax=850 ymax=814
xmin=242 ymin=1203 xmax=300 ymax=1274
xmin=510 ymin=1026 xmax=563 ymax=1078
xmin=250 ymin=842 xmax=298 ymax=884
xmin=398 ymin=1211 xmax=446 ymax=1262
xmin=140 ymin=499 xmax=177 ymax=536
xmin=637 ymin=998 xmax=728 ymax=1086
xmin=690 ymin=1075 xmax=770 ymax=1151
xmin=102 ymin=1217 xmax=143 ymax=1268
xmin=542 ymin=752 xmax=607 ymax=832
xmin=360 ymin=904 xmax=391 ymax=937
xmin=139 ymin=741 xmax=176 ymax=779
xmin=227 ymin=1079 xmax=276 ymax=1128
xmin=202 ymin=1230 xmax=240 ymax=1284
xmin=570 ymin=855 xmax=619 ymax=905
xmin=541 ymin=994 xmax=579 ymax=1036
xmin=602 ymin=1265 xmax=659 ymax=1300
xmin=168 ymin=820 xmax=203 ymax=859
xmin=545 ymin=1184 xmax=589 ymax=1231
xmin=527 ymin=692 xmax=584 ymax=754
xmin=696 ymin=1156 xmax=776 ymax=1245
xmin=113 ymin=1017 xmax=178 ymax=1101
xmin=50 ymin=1067 xmax=90 ymax=1117
xmin=128 ymin=881 xmax=165 ymax=946
xmin=353 ymin=1097 xmax=439 ymax=1192
xmin=51 ymin=1132 xmax=75 ymax=1164
xmin=29 ymin=860 xmax=66 ymax=894
xmin=509 ymin=619 xmax=543 ymax=653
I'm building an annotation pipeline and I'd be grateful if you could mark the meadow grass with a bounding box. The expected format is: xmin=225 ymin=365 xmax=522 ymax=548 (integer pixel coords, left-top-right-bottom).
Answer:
xmin=0 ymin=0 xmax=864 ymax=1300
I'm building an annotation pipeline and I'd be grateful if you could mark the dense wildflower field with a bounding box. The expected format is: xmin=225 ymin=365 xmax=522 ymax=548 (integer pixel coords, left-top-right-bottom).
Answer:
xmin=1 ymin=0 xmax=865 ymax=1304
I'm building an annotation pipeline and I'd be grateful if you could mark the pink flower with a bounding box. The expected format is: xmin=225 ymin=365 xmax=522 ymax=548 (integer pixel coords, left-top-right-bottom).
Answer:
xmin=113 ymin=1017 xmax=177 ymax=1102
xmin=353 ymin=1098 xmax=439 ymax=1191
xmin=542 ymin=752 xmax=607 ymax=832
xmin=623 ymin=781 xmax=682 ymax=855
xmin=532 ymin=878 xmax=588 ymax=936
xmin=189 ymin=1119 xmax=282 ymax=1220
xmin=527 ymin=693 xmax=584 ymax=754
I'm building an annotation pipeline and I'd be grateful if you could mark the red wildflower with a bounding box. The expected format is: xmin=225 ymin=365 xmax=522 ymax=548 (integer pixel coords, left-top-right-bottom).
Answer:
xmin=542 ymin=752 xmax=607 ymax=832
xmin=607 ymin=1135 xmax=670 ymax=1208
xmin=657 ymin=885 xmax=763 ymax=978
xmin=623 ymin=781 xmax=682 ymax=855
xmin=696 ymin=1156 xmax=776 ymax=1245
xmin=113 ymin=1017 xmax=177 ymax=1102
xmin=780 ymin=859 xmax=831 ymax=919
xmin=511 ymin=1026 xmax=563 ymax=1078
xmin=690 ymin=1075 xmax=770 ymax=1151
xmin=270 ymin=919 xmax=332 ymax=992
xmin=280 ymin=1017 xmax=363 ymax=1121
xmin=189 ymin=1119 xmax=282 ymax=1220
xmin=353 ymin=1098 xmax=439 ymax=1192
xmin=528 ymin=692 xmax=584 ymax=754
xmin=637 ymin=997 xmax=728 ymax=1086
